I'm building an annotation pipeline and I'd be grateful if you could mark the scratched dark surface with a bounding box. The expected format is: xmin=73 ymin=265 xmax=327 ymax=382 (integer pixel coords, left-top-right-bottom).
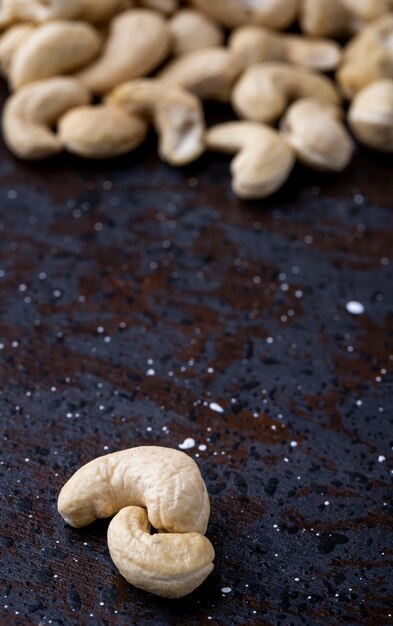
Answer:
xmin=0 ymin=97 xmax=392 ymax=626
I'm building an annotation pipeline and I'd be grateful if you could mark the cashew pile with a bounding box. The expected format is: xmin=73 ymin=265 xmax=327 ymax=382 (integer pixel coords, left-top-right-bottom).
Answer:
xmin=0 ymin=1 xmax=392 ymax=198
xmin=58 ymin=446 xmax=214 ymax=598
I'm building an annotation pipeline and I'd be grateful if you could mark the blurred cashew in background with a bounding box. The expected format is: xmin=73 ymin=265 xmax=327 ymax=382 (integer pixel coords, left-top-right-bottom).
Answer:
xmin=280 ymin=98 xmax=354 ymax=171
xmin=108 ymin=506 xmax=215 ymax=598
xmin=108 ymin=78 xmax=205 ymax=165
xmin=232 ymin=62 xmax=340 ymax=125
xmin=2 ymin=77 xmax=90 ymax=159
xmin=205 ymin=121 xmax=295 ymax=199
xmin=79 ymin=0 xmax=135 ymax=23
xmin=76 ymin=9 xmax=171 ymax=94
xmin=0 ymin=23 xmax=34 ymax=77
xmin=190 ymin=0 xmax=299 ymax=30
xmin=300 ymin=0 xmax=393 ymax=37
xmin=9 ymin=20 xmax=102 ymax=90
xmin=229 ymin=25 xmax=341 ymax=72
xmin=169 ymin=9 xmax=224 ymax=56
xmin=138 ymin=0 xmax=178 ymax=14
xmin=348 ymin=79 xmax=393 ymax=152
xmin=2 ymin=0 xmax=82 ymax=22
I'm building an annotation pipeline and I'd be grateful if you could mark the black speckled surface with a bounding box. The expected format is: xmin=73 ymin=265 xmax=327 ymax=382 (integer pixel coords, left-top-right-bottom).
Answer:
xmin=0 ymin=101 xmax=392 ymax=626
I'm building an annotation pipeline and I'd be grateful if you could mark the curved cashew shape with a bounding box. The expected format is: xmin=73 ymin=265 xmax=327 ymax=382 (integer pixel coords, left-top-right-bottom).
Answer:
xmin=58 ymin=446 xmax=210 ymax=534
xmin=280 ymin=98 xmax=354 ymax=172
xmin=190 ymin=0 xmax=299 ymax=30
xmin=205 ymin=121 xmax=295 ymax=199
xmin=158 ymin=47 xmax=242 ymax=102
xmin=0 ymin=23 xmax=34 ymax=77
xmin=231 ymin=62 xmax=340 ymax=125
xmin=169 ymin=9 xmax=224 ymax=56
xmin=229 ymin=25 xmax=341 ymax=72
xmin=300 ymin=0 xmax=393 ymax=37
xmin=76 ymin=9 xmax=171 ymax=95
xmin=348 ymin=79 xmax=393 ymax=152
xmin=108 ymin=506 xmax=215 ymax=598
xmin=108 ymin=79 xmax=205 ymax=165
xmin=2 ymin=77 xmax=91 ymax=160
xmin=337 ymin=15 xmax=393 ymax=100
xmin=9 ymin=20 xmax=102 ymax=90
xmin=2 ymin=0 xmax=82 ymax=22
xmin=58 ymin=104 xmax=148 ymax=159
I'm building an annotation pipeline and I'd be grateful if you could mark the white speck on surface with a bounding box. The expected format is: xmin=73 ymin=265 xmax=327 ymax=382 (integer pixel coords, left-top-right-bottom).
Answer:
xmin=324 ymin=501 xmax=330 ymax=506
xmin=209 ymin=402 xmax=224 ymax=413
xmin=178 ymin=438 xmax=195 ymax=450
xmin=146 ymin=369 xmax=155 ymax=376
xmin=290 ymin=441 xmax=298 ymax=447
xmin=346 ymin=301 xmax=365 ymax=315
xmin=378 ymin=455 xmax=386 ymax=463
xmin=221 ymin=587 xmax=232 ymax=594
xmin=198 ymin=444 xmax=207 ymax=451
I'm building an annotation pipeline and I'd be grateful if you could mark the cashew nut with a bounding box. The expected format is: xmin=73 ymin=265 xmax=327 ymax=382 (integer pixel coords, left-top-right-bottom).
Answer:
xmin=190 ymin=0 xmax=299 ymax=30
xmin=2 ymin=77 xmax=91 ymax=160
xmin=76 ymin=9 xmax=171 ymax=95
xmin=205 ymin=121 xmax=295 ymax=199
xmin=107 ymin=79 xmax=205 ymax=165
xmin=280 ymin=98 xmax=354 ymax=171
xmin=231 ymin=62 xmax=340 ymax=125
xmin=229 ymin=25 xmax=341 ymax=72
xmin=9 ymin=20 xmax=102 ymax=90
xmin=348 ymin=79 xmax=393 ymax=152
xmin=1 ymin=0 xmax=82 ymax=22
xmin=58 ymin=104 xmax=148 ymax=159
xmin=138 ymin=0 xmax=178 ymax=14
xmin=79 ymin=0 xmax=135 ymax=23
xmin=337 ymin=15 xmax=393 ymax=100
xmin=0 ymin=23 xmax=34 ymax=77
xmin=108 ymin=506 xmax=214 ymax=598
xmin=169 ymin=9 xmax=224 ymax=56
xmin=58 ymin=446 xmax=210 ymax=533
xmin=300 ymin=0 xmax=393 ymax=37
xmin=159 ymin=47 xmax=243 ymax=102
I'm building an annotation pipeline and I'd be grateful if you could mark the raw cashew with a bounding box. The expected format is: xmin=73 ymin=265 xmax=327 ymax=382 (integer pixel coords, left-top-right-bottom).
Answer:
xmin=138 ymin=0 xmax=178 ymax=14
xmin=159 ymin=47 xmax=243 ymax=102
xmin=108 ymin=79 xmax=205 ymax=165
xmin=58 ymin=104 xmax=148 ymax=159
xmin=79 ymin=0 xmax=135 ymax=23
xmin=58 ymin=446 xmax=210 ymax=534
xmin=9 ymin=20 xmax=102 ymax=90
xmin=337 ymin=15 xmax=393 ymax=100
xmin=348 ymin=79 xmax=393 ymax=152
xmin=190 ymin=0 xmax=299 ymax=30
xmin=280 ymin=98 xmax=354 ymax=171
xmin=169 ymin=9 xmax=224 ymax=56
xmin=300 ymin=0 xmax=393 ymax=37
xmin=205 ymin=121 xmax=295 ymax=199
xmin=0 ymin=23 xmax=34 ymax=77
xmin=2 ymin=0 xmax=82 ymax=22
xmin=231 ymin=62 xmax=340 ymax=125
xmin=2 ymin=77 xmax=91 ymax=160
xmin=76 ymin=9 xmax=171 ymax=95
xmin=229 ymin=25 xmax=341 ymax=72
xmin=108 ymin=506 xmax=215 ymax=598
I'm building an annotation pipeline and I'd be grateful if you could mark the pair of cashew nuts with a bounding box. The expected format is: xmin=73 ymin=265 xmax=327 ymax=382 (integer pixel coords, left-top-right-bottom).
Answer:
xmin=0 ymin=1 xmax=392 ymax=200
xmin=58 ymin=446 xmax=214 ymax=598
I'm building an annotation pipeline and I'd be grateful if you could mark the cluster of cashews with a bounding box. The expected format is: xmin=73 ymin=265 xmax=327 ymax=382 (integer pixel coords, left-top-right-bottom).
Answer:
xmin=0 ymin=0 xmax=392 ymax=199
xmin=58 ymin=446 xmax=215 ymax=598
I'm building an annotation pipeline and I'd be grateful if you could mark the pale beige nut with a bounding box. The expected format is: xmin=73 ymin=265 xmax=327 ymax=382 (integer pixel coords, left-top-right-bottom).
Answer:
xmin=0 ymin=23 xmax=34 ymax=77
xmin=169 ymin=9 xmax=224 ymax=56
xmin=281 ymin=98 xmax=354 ymax=171
xmin=58 ymin=446 xmax=210 ymax=534
xmin=108 ymin=506 xmax=215 ymax=598
xmin=138 ymin=0 xmax=178 ymax=14
xmin=300 ymin=0 xmax=393 ymax=37
xmin=9 ymin=20 xmax=101 ymax=90
xmin=231 ymin=62 xmax=340 ymax=125
xmin=205 ymin=121 xmax=295 ymax=199
xmin=348 ymin=79 xmax=393 ymax=152
xmin=190 ymin=0 xmax=299 ymax=30
xmin=79 ymin=0 xmax=136 ymax=23
xmin=340 ymin=0 xmax=393 ymax=22
xmin=76 ymin=9 xmax=171 ymax=95
xmin=158 ymin=47 xmax=243 ymax=102
xmin=229 ymin=25 xmax=341 ymax=72
xmin=2 ymin=77 xmax=91 ymax=160
xmin=337 ymin=15 xmax=393 ymax=100
xmin=108 ymin=79 xmax=205 ymax=165
xmin=58 ymin=104 xmax=148 ymax=159
xmin=2 ymin=0 xmax=82 ymax=22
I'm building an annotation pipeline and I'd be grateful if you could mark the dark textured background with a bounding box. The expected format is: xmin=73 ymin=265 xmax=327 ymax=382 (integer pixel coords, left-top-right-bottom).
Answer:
xmin=0 ymin=100 xmax=392 ymax=626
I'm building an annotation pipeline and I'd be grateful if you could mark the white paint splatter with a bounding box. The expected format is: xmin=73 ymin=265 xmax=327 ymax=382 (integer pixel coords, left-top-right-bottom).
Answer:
xmin=209 ymin=402 xmax=224 ymax=413
xmin=221 ymin=587 xmax=232 ymax=594
xmin=346 ymin=301 xmax=365 ymax=315
xmin=178 ymin=438 xmax=195 ymax=450
xmin=378 ymin=455 xmax=386 ymax=463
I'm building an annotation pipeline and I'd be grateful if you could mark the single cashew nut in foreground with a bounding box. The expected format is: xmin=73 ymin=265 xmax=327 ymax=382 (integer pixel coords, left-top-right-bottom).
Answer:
xmin=205 ymin=121 xmax=295 ymax=199
xmin=2 ymin=77 xmax=91 ymax=160
xmin=107 ymin=79 xmax=205 ymax=165
xmin=108 ymin=506 xmax=215 ymax=598
xmin=58 ymin=104 xmax=148 ymax=159
xmin=2 ymin=0 xmax=82 ymax=22
xmin=190 ymin=0 xmax=299 ymax=30
xmin=76 ymin=9 xmax=171 ymax=95
xmin=348 ymin=79 xmax=393 ymax=152
xmin=159 ymin=47 xmax=243 ymax=102
xmin=229 ymin=25 xmax=341 ymax=72
xmin=169 ymin=9 xmax=224 ymax=56
xmin=280 ymin=98 xmax=354 ymax=171
xmin=0 ymin=23 xmax=34 ymax=77
xmin=337 ymin=15 xmax=393 ymax=100
xmin=9 ymin=20 xmax=102 ymax=90
xmin=231 ymin=62 xmax=340 ymax=125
